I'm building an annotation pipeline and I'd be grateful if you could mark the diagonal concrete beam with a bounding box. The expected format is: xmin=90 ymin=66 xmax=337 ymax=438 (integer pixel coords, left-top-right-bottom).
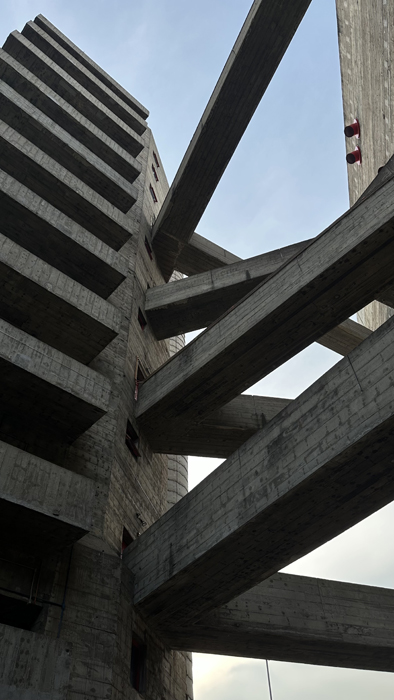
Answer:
xmin=176 ymin=232 xmax=242 ymax=276
xmin=164 ymin=573 xmax=394 ymax=672
xmin=152 ymin=0 xmax=313 ymax=280
xmin=137 ymin=175 xmax=394 ymax=443
xmin=125 ymin=314 xmax=394 ymax=629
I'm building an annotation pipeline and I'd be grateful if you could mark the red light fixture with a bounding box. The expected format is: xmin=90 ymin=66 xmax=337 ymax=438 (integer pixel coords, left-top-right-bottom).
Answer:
xmin=346 ymin=146 xmax=362 ymax=165
xmin=344 ymin=119 xmax=360 ymax=138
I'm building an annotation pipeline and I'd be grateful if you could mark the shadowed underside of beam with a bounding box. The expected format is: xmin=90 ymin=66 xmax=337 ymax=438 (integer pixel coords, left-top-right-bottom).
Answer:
xmin=176 ymin=232 xmax=241 ymax=276
xmin=164 ymin=573 xmax=394 ymax=672
xmin=137 ymin=174 xmax=394 ymax=445
xmin=125 ymin=314 xmax=394 ymax=629
xmin=152 ymin=0 xmax=313 ymax=280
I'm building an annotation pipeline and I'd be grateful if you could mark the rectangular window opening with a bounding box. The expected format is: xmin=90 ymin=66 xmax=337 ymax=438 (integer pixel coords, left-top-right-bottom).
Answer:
xmin=0 ymin=593 xmax=42 ymax=631
xmin=130 ymin=634 xmax=147 ymax=693
xmin=126 ymin=420 xmax=140 ymax=459
xmin=138 ymin=308 xmax=147 ymax=330
xmin=151 ymin=164 xmax=159 ymax=182
xmin=149 ymin=184 xmax=158 ymax=203
xmin=144 ymin=236 xmax=153 ymax=260
xmin=153 ymin=151 xmax=160 ymax=168
xmin=121 ymin=527 xmax=134 ymax=557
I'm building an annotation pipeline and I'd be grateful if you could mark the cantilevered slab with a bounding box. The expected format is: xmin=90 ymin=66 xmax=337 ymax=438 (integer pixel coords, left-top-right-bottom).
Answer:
xmin=0 ymin=440 xmax=95 ymax=555
xmin=152 ymin=0 xmax=313 ymax=279
xmin=0 ymin=233 xmax=121 ymax=363
xmin=0 ymin=121 xmax=136 ymax=247
xmin=176 ymin=232 xmax=242 ymax=276
xmin=34 ymin=15 xmax=149 ymax=119
xmin=0 ymin=48 xmax=143 ymax=177
xmin=137 ymin=175 xmax=394 ymax=443
xmin=22 ymin=21 xmax=147 ymax=136
xmin=126 ymin=314 xmax=394 ymax=628
xmin=165 ymin=573 xmax=394 ymax=672
xmin=0 ymin=319 xmax=111 ymax=448
xmin=0 ymin=80 xmax=138 ymax=210
xmin=3 ymin=32 xmax=145 ymax=157
xmin=0 ymin=169 xmax=127 ymax=298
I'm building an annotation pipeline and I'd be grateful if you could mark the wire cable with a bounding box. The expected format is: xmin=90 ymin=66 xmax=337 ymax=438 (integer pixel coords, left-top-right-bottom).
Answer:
xmin=266 ymin=659 xmax=274 ymax=700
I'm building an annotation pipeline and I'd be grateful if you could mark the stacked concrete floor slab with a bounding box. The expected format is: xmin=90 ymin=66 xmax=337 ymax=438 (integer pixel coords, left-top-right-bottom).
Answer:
xmin=2 ymin=2 xmax=394 ymax=699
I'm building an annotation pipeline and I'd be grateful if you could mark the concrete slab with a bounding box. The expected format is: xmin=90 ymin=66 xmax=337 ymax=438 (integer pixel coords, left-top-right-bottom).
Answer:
xmin=3 ymin=32 xmax=145 ymax=157
xmin=166 ymin=573 xmax=394 ymax=672
xmin=152 ymin=0 xmax=313 ymax=279
xmin=0 ymin=319 xmax=111 ymax=447
xmin=0 ymin=120 xmax=135 ymax=248
xmin=0 ymin=48 xmax=143 ymax=175
xmin=0 ymin=233 xmax=121 ymax=363
xmin=0 ymin=80 xmax=138 ymax=211
xmin=0 ymin=440 xmax=95 ymax=554
xmin=126 ymin=313 xmax=394 ymax=628
xmin=176 ymin=231 xmax=242 ymax=276
xmin=0 ymin=169 xmax=127 ymax=298
xmin=136 ymin=175 xmax=394 ymax=444
xmin=22 ymin=21 xmax=147 ymax=136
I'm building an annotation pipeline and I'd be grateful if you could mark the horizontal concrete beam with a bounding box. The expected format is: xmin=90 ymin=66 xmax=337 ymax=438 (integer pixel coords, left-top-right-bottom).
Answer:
xmin=34 ymin=15 xmax=149 ymax=120
xmin=136 ymin=175 xmax=394 ymax=444
xmin=0 ymin=440 xmax=95 ymax=554
xmin=0 ymin=169 xmax=127 ymax=298
xmin=176 ymin=232 xmax=242 ymax=276
xmin=0 ymin=80 xmax=138 ymax=211
xmin=0 ymin=49 xmax=143 ymax=179
xmin=165 ymin=573 xmax=394 ymax=672
xmin=22 ymin=21 xmax=147 ymax=136
xmin=0 ymin=319 xmax=111 ymax=448
xmin=0 ymin=120 xmax=135 ymax=249
xmin=3 ymin=32 xmax=145 ymax=158
xmin=125 ymin=313 xmax=394 ymax=628
xmin=0 ymin=233 xmax=121 ymax=363
xmin=152 ymin=0 xmax=313 ymax=280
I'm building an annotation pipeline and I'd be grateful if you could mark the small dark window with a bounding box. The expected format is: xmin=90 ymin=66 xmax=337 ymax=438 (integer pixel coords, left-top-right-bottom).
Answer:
xmin=149 ymin=184 xmax=158 ymax=203
xmin=130 ymin=634 xmax=146 ymax=692
xmin=153 ymin=151 xmax=160 ymax=168
xmin=0 ymin=593 xmax=42 ymax=630
xmin=121 ymin=527 xmax=133 ymax=556
xmin=144 ymin=236 xmax=153 ymax=260
xmin=138 ymin=308 xmax=147 ymax=330
xmin=126 ymin=420 xmax=140 ymax=459
xmin=151 ymin=164 xmax=159 ymax=182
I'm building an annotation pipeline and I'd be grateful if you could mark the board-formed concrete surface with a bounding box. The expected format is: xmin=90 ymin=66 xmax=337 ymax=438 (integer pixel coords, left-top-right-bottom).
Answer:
xmin=0 ymin=169 xmax=127 ymax=298
xmin=165 ymin=573 xmax=394 ymax=672
xmin=0 ymin=233 xmax=121 ymax=363
xmin=0 ymin=440 xmax=95 ymax=554
xmin=126 ymin=313 xmax=394 ymax=628
xmin=176 ymin=231 xmax=242 ymax=276
xmin=137 ymin=174 xmax=394 ymax=443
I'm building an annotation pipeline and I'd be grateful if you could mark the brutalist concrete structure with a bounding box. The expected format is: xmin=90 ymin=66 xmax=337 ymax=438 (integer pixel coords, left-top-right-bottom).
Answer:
xmin=2 ymin=3 xmax=394 ymax=699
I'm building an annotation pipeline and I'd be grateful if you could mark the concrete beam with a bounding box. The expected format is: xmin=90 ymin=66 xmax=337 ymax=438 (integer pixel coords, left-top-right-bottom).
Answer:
xmin=0 ymin=48 xmax=143 ymax=178
xmin=22 ymin=21 xmax=147 ymax=136
xmin=0 ymin=233 xmax=121 ymax=363
xmin=0 ymin=440 xmax=95 ymax=555
xmin=0 ymin=120 xmax=135 ymax=249
xmin=0 ymin=319 xmax=111 ymax=448
xmin=152 ymin=0 xmax=313 ymax=280
xmin=0 ymin=80 xmax=138 ymax=211
xmin=0 ymin=169 xmax=127 ymax=298
xmin=34 ymin=15 xmax=149 ymax=119
xmin=125 ymin=313 xmax=394 ymax=628
xmin=165 ymin=573 xmax=394 ymax=672
xmin=136 ymin=176 xmax=394 ymax=444
xmin=176 ymin=232 xmax=242 ymax=276
xmin=3 ymin=32 xmax=145 ymax=158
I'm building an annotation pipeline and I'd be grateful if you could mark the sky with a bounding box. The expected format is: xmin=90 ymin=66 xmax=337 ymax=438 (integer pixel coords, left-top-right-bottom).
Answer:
xmin=2 ymin=0 xmax=394 ymax=697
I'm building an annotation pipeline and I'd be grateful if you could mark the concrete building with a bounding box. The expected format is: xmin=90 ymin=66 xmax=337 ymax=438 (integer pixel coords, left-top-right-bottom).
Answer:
xmin=0 ymin=2 xmax=394 ymax=699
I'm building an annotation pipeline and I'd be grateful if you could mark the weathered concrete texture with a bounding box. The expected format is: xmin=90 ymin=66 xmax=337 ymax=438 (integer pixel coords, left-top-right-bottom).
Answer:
xmin=126 ymin=313 xmax=394 ymax=629
xmin=3 ymin=32 xmax=145 ymax=157
xmin=358 ymin=300 xmax=394 ymax=332
xmin=22 ymin=21 xmax=147 ymax=136
xmin=0 ymin=440 xmax=95 ymax=554
xmin=176 ymin=231 xmax=242 ymax=276
xmin=34 ymin=15 xmax=149 ymax=119
xmin=137 ymin=175 xmax=394 ymax=443
xmin=0 ymin=624 xmax=72 ymax=699
xmin=0 ymin=120 xmax=136 ymax=247
xmin=0 ymin=233 xmax=121 ymax=363
xmin=0 ymin=169 xmax=127 ymax=298
xmin=318 ymin=318 xmax=372 ymax=356
xmin=166 ymin=573 xmax=394 ymax=672
xmin=152 ymin=0 xmax=313 ymax=279
xmin=0 ymin=318 xmax=111 ymax=448
xmin=0 ymin=79 xmax=139 ymax=209
xmin=0 ymin=48 xmax=143 ymax=178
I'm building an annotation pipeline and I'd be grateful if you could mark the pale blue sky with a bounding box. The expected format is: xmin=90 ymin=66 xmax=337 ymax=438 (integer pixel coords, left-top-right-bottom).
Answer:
xmin=2 ymin=1 xmax=394 ymax=697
